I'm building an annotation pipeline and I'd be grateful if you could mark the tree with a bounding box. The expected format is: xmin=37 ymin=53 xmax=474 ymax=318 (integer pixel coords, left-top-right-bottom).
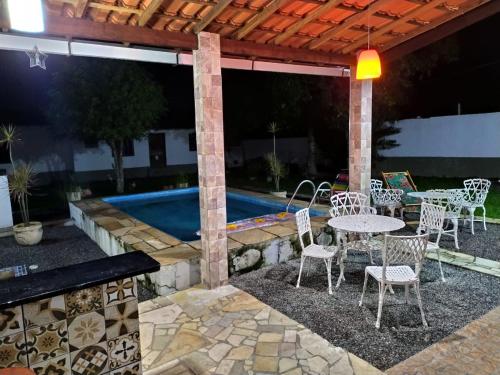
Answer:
xmin=48 ymin=59 xmax=166 ymax=193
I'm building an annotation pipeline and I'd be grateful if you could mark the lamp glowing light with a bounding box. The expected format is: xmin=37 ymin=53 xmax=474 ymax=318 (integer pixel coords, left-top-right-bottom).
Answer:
xmin=7 ymin=0 xmax=45 ymax=33
xmin=356 ymin=49 xmax=381 ymax=80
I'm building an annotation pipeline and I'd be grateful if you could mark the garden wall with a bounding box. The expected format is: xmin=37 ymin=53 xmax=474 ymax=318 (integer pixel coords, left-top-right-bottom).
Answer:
xmin=377 ymin=112 xmax=500 ymax=177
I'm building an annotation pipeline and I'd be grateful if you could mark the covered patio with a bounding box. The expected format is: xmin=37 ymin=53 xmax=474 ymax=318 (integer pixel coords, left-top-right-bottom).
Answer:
xmin=1 ymin=0 xmax=496 ymax=288
xmin=0 ymin=1 xmax=499 ymax=374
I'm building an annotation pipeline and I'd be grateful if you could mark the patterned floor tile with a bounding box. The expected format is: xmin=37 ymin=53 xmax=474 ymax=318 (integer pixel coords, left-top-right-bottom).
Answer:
xmin=31 ymin=353 xmax=71 ymax=375
xmin=0 ymin=331 xmax=28 ymax=368
xmin=104 ymin=301 xmax=139 ymax=340
xmin=25 ymin=320 xmax=69 ymax=365
xmin=0 ymin=306 xmax=24 ymax=337
xmin=68 ymin=311 xmax=106 ymax=351
xmin=65 ymin=287 xmax=104 ymax=319
xmin=103 ymin=279 xmax=137 ymax=307
xmin=107 ymin=331 xmax=141 ymax=371
xmin=70 ymin=341 xmax=108 ymax=375
xmin=108 ymin=361 xmax=141 ymax=375
xmin=23 ymin=295 xmax=66 ymax=329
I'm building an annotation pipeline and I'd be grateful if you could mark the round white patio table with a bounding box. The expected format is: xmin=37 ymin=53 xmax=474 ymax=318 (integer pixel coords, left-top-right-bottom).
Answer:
xmin=328 ymin=215 xmax=405 ymax=288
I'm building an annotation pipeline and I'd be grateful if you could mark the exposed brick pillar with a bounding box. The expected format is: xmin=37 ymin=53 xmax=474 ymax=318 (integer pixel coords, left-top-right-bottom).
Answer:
xmin=193 ymin=32 xmax=228 ymax=289
xmin=348 ymin=67 xmax=372 ymax=197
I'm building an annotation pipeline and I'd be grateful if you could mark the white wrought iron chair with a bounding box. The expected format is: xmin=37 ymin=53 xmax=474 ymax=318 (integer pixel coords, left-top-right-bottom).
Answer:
xmin=359 ymin=234 xmax=429 ymax=329
xmin=462 ymin=178 xmax=491 ymax=235
xmin=371 ymin=189 xmax=404 ymax=219
xmin=371 ymin=179 xmax=383 ymax=191
xmin=330 ymin=192 xmax=378 ymax=264
xmin=296 ymin=208 xmax=339 ymax=295
xmin=417 ymin=202 xmax=446 ymax=282
xmin=424 ymin=189 xmax=465 ymax=250
xmin=330 ymin=192 xmax=377 ymax=217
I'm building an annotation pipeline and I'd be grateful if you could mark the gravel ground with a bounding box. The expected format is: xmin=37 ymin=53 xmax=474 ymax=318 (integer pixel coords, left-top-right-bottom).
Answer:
xmin=0 ymin=225 xmax=157 ymax=302
xmin=230 ymin=251 xmax=500 ymax=370
xmin=404 ymin=220 xmax=500 ymax=261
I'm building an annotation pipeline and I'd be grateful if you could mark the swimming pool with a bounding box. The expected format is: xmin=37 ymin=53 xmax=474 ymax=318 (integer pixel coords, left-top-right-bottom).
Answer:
xmin=104 ymin=188 xmax=321 ymax=241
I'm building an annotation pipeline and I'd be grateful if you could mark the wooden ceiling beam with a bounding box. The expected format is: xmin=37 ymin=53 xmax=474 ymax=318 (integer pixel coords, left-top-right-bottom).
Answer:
xmin=271 ymin=0 xmax=344 ymax=45
xmin=382 ymin=0 xmax=496 ymax=61
xmin=87 ymin=2 xmax=142 ymax=14
xmin=233 ymin=0 xmax=291 ymax=40
xmin=308 ymin=0 xmax=394 ymax=50
xmin=138 ymin=0 xmax=165 ymax=26
xmin=193 ymin=0 xmax=233 ymax=33
xmin=3 ymin=15 xmax=353 ymax=66
xmin=75 ymin=0 xmax=89 ymax=17
xmin=341 ymin=0 xmax=443 ymax=54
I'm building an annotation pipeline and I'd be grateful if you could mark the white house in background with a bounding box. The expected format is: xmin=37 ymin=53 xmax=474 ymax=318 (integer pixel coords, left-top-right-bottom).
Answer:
xmin=377 ymin=112 xmax=500 ymax=177
xmin=0 ymin=125 xmax=198 ymax=183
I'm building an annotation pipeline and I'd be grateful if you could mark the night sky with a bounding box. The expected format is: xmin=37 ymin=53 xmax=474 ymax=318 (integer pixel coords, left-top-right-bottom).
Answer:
xmin=0 ymin=12 xmax=499 ymax=128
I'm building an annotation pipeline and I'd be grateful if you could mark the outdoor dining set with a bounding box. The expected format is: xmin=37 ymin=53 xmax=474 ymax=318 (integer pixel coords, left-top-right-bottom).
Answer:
xmin=294 ymin=176 xmax=492 ymax=329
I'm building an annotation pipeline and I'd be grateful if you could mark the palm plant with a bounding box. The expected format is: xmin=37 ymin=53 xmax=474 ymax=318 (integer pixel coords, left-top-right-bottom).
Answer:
xmin=265 ymin=153 xmax=286 ymax=192
xmin=0 ymin=125 xmax=36 ymax=225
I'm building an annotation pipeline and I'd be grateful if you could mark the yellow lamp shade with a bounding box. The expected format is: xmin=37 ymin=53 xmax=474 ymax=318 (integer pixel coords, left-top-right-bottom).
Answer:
xmin=356 ymin=49 xmax=381 ymax=80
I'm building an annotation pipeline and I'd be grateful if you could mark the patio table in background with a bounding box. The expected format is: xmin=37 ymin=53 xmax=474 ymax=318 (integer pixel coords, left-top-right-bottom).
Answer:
xmin=407 ymin=190 xmax=462 ymax=201
xmin=328 ymin=215 xmax=405 ymax=288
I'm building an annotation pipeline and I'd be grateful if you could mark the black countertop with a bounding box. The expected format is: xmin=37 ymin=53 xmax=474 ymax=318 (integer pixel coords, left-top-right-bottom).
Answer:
xmin=0 ymin=251 xmax=160 ymax=310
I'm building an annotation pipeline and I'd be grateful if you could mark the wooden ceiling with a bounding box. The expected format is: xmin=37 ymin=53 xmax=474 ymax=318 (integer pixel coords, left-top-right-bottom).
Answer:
xmin=1 ymin=0 xmax=499 ymax=66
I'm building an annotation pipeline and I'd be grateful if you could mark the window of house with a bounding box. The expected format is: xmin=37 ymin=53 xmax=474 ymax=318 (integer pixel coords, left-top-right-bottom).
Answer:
xmin=188 ymin=132 xmax=196 ymax=152
xmin=123 ymin=139 xmax=135 ymax=157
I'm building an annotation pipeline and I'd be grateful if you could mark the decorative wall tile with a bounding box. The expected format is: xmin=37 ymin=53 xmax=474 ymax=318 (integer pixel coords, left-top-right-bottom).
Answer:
xmin=107 ymin=331 xmax=140 ymax=370
xmin=65 ymin=287 xmax=104 ymax=319
xmin=0 ymin=332 xmax=28 ymax=368
xmin=26 ymin=320 xmax=69 ymax=365
xmin=68 ymin=311 xmax=106 ymax=351
xmin=0 ymin=306 xmax=24 ymax=337
xmin=104 ymin=302 xmax=138 ymax=340
xmin=71 ymin=342 xmax=108 ymax=375
xmin=103 ymin=279 xmax=137 ymax=307
xmin=24 ymin=296 xmax=66 ymax=329
xmin=31 ymin=353 xmax=71 ymax=375
xmin=109 ymin=361 xmax=141 ymax=375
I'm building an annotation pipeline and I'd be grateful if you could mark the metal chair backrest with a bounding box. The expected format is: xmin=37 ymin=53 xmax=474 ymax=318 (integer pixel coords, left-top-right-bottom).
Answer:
xmin=463 ymin=178 xmax=491 ymax=205
xmin=371 ymin=179 xmax=383 ymax=191
xmin=382 ymin=234 xmax=429 ymax=278
xmin=424 ymin=189 xmax=464 ymax=218
xmin=330 ymin=192 xmax=373 ymax=217
xmin=371 ymin=188 xmax=403 ymax=206
xmin=296 ymin=208 xmax=314 ymax=250
xmin=419 ymin=202 xmax=446 ymax=233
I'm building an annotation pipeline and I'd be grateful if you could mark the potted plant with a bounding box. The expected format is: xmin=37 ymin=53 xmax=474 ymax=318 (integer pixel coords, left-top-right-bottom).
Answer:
xmin=176 ymin=174 xmax=189 ymax=189
xmin=266 ymin=122 xmax=287 ymax=198
xmin=0 ymin=125 xmax=42 ymax=246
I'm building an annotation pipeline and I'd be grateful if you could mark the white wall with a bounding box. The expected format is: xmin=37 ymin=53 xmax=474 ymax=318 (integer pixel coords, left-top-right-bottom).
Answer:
xmin=74 ymin=138 xmax=150 ymax=172
xmin=165 ymin=129 xmax=197 ymax=166
xmin=381 ymin=112 xmax=500 ymax=158
xmin=0 ymin=176 xmax=13 ymax=230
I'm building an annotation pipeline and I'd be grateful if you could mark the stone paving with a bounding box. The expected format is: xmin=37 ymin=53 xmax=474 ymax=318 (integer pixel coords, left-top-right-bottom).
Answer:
xmin=426 ymin=249 xmax=500 ymax=278
xmin=139 ymin=285 xmax=383 ymax=375
xmin=387 ymin=306 xmax=500 ymax=375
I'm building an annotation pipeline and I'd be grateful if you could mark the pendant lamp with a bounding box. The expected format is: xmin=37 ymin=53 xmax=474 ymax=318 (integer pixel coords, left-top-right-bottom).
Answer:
xmin=356 ymin=21 xmax=381 ymax=80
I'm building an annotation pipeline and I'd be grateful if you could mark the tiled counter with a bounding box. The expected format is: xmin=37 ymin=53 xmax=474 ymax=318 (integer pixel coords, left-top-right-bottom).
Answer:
xmin=0 ymin=251 xmax=159 ymax=375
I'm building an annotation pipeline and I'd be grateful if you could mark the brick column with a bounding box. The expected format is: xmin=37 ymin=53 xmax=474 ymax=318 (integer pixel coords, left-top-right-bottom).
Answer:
xmin=193 ymin=32 xmax=228 ymax=289
xmin=348 ymin=67 xmax=372 ymax=197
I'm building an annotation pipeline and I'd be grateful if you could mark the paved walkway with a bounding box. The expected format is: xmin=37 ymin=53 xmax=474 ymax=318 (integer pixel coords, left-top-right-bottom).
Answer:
xmin=139 ymin=285 xmax=382 ymax=375
xmin=426 ymin=249 xmax=500 ymax=278
xmin=387 ymin=306 xmax=500 ymax=375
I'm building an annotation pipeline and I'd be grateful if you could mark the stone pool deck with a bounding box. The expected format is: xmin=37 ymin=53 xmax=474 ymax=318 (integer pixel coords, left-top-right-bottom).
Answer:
xmin=387 ymin=306 xmax=500 ymax=375
xmin=69 ymin=194 xmax=330 ymax=296
xmin=138 ymin=285 xmax=382 ymax=375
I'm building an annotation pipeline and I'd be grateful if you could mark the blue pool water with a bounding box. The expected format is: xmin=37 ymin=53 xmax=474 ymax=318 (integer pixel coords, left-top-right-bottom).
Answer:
xmin=104 ymin=188 xmax=321 ymax=241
